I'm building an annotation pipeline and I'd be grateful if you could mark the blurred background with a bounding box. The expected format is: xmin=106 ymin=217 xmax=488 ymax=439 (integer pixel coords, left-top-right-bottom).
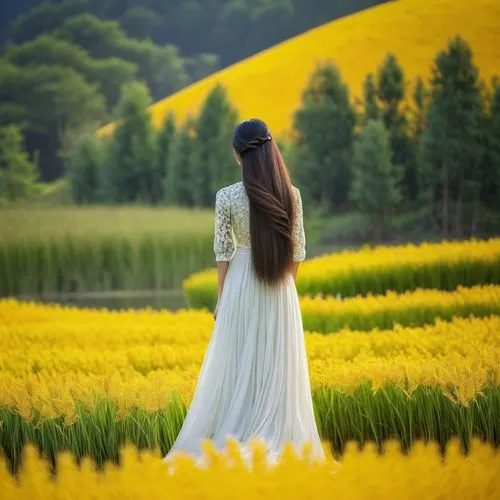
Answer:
xmin=1 ymin=0 xmax=499 ymax=310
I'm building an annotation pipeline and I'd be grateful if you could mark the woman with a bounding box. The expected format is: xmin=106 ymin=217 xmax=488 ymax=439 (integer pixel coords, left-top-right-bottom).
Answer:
xmin=163 ymin=118 xmax=324 ymax=466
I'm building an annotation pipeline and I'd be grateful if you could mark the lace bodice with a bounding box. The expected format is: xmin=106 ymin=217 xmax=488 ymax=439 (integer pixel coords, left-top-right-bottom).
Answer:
xmin=214 ymin=181 xmax=306 ymax=262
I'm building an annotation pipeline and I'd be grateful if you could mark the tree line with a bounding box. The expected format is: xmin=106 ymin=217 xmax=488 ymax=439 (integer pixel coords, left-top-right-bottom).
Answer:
xmin=66 ymin=82 xmax=239 ymax=209
xmin=293 ymin=36 xmax=499 ymax=239
xmin=2 ymin=36 xmax=499 ymax=241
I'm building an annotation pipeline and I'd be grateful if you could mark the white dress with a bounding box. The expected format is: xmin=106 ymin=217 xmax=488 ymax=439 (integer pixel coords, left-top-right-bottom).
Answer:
xmin=163 ymin=181 xmax=324 ymax=467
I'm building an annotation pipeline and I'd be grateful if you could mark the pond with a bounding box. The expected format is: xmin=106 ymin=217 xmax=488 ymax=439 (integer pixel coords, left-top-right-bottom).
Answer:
xmin=15 ymin=289 xmax=191 ymax=312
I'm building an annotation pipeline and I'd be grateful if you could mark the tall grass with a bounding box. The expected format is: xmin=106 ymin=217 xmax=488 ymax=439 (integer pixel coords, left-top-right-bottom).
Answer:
xmin=1 ymin=384 xmax=499 ymax=475
xmin=0 ymin=206 xmax=215 ymax=295
xmin=0 ymin=395 xmax=187 ymax=475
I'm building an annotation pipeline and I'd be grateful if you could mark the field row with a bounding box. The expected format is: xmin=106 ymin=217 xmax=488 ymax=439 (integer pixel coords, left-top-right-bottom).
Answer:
xmin=1 ymin=300 xmax=498 ymax=411
xmin=300 ymin=284 xmax=499 ymax=332
xmin=184 ymin=238 xmax=500 ymax=307
xmin=1 ymin=385 xmax=499 ymax=475
xmin=3 ymin=283 xmax=500 ymax=334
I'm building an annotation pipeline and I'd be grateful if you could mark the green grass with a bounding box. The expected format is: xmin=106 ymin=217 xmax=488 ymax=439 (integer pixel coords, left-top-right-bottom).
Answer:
xmin=0 ymin=205 xmax=214 ymax=242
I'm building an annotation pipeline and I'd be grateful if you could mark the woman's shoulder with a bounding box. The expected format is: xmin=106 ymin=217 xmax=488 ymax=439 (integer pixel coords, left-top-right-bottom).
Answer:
xmin=215 ymin=182 xmax=244 ymax=208
xmin=291 ymin=185 xmax=302 ymax=200
xmin=216 ymin=181 xmax=244 ymax=198
xmin=217 ymin=182 xmax=299 ymax=199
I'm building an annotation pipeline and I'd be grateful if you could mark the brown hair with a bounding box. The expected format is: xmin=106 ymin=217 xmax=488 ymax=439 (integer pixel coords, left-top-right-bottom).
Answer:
xmin=232 ymin=119 xmax=295 ymax=284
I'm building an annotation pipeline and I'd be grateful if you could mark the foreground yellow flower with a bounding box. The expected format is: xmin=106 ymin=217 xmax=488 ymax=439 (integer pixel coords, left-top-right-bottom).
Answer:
xmin=1 ymin=438 xmax=498 ymax=499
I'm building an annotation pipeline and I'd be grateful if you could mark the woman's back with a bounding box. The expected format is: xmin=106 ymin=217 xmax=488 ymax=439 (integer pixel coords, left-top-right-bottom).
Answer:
xmin=214 ymin=181 xmax=306 ymax=263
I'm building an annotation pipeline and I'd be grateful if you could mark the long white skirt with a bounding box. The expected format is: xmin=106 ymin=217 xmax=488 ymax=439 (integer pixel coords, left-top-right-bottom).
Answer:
xmin=163 ymin=246 xmax=324 ymax=467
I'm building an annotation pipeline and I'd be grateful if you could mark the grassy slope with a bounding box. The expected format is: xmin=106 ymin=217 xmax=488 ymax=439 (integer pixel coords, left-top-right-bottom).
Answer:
xmin=99 ymin=0 xmax=500 ymax=138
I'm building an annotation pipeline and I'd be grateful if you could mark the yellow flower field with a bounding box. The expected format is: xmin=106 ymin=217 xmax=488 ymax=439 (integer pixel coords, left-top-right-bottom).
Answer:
xmin=300 ymin=283 xmax=500 ymax=331
xmin=298 ymin=238 xmax=500 ymax=284
xmin=98 ymin=0 xmax=500 ymax=138
xmin=1 ymin=299 xmax=499 ymax=417
xmin=1 ymin=439 xmax=499 ymax=500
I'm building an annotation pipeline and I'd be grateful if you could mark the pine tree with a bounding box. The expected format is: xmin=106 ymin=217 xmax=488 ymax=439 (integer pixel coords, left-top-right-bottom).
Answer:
xmin=156 ymin=112 xmax=176 ymax=204
xmin=68 ymin=134 xmax=107 ymax=204
xmin=377 ymin=54 xmax=415 ymax=203
xmin=349 ymin=120 xmax=402 ymax=242
xmin=481 ymin=81 xmax=500 ymax=211
xmin=106 ymin=81 xmax=157 ymax=203
xmin=412 ymin=76 xmax=427 ymax=142
xmin=165 ymin=117 xmax=195 ymax=207
xmin=490 ymin=82 xmax=500 ymax=207
xmin=419 ymin=36 xmax=485 ymax=237
xmin=363 ymin=72 xmax=379 ymax=123
xmin=0 ymin=125 xmax=38 ymax=202
xmin=294 ymin=62 xmax=356 ymax=212
xmin=191 ymin=84 xmax=238 ymax=207
xmin=409 ymin=76 xmax=428 ymax=207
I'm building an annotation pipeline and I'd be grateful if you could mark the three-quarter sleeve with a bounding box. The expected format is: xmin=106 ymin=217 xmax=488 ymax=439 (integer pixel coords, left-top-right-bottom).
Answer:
xmin=292 ymin=187 xmax=306 ymax=262
xmin=214 ymin=188 xmax=235 ymax=262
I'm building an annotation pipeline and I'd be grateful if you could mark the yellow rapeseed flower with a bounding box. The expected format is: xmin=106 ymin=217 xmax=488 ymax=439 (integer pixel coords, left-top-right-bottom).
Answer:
xmin=0 ymin=299 xmax=498 ymax=418
xmin=1 ymin=438 xmax=498 ymax=499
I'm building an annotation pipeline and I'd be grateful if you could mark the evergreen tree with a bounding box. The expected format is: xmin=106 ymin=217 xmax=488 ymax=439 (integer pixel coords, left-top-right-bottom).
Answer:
xmin=165 ymin=117 xmax=195 ymax=207
xmin=68 ymin=133 xmax=107 ymax=204
xmin=191 ymin=84 xmax=238 ymax=207
xmin=377 ymin=53 xmax=415 ymax=203
xmin=419 ymin=36 xmax=485 ymax=237
xmin=156 ymin=112 xmax=176 ymax=204
xmin=106 ymin=82 xmax=157 ymax=203
xmin=349 ymin=120 xmax=402 ymax=242
xmin=0 ymin=125 xmax=38 ymax=202
xmin=363 ymin=72 xmax=379 ymax=123
xmin=409 ymin=76 xmax=428 ymax=207
xmin=481 ymin=81 xmax=500 ymax=211
xmin=294 ymin=62 xmax=356 ymax=212
xmin=412 ymin=76 xmax=427 ymax=142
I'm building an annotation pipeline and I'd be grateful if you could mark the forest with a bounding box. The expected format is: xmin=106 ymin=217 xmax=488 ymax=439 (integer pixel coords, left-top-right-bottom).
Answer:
xmin=0 ymin=0 xmax=386 ymax=181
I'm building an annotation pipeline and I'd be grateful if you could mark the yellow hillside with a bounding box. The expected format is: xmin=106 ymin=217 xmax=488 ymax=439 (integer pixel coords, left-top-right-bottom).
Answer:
xmin=98 ymin=0 xmax=500 ymax=138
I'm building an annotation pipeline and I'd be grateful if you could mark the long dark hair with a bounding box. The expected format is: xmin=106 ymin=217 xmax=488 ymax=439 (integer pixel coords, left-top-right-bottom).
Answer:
xmin=232 ymin=119 xmax=295 ymax=284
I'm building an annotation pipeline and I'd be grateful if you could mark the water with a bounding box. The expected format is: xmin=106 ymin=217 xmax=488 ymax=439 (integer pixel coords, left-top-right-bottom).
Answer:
xmin=15 ymin=289 xmax=190 ymax=312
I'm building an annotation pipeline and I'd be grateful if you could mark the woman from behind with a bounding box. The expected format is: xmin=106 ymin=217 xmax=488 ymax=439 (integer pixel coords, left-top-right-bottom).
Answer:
xmin=163 ymin=118 xmax=324 ymax=467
